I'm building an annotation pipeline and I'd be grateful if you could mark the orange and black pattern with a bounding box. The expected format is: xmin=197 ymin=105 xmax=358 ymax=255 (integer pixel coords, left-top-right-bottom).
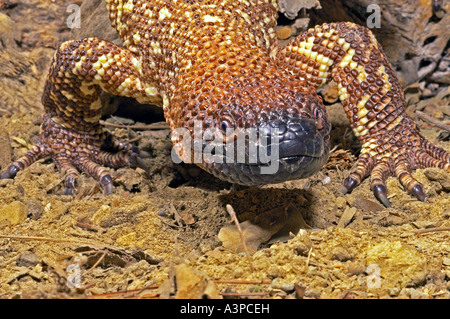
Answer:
xmin=1 ymin=0 xmax=449 ymax=205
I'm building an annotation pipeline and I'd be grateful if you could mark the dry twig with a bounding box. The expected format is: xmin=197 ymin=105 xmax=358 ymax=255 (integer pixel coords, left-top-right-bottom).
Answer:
xmin=225 ymin=204 xmax=255 ymax=272
xmin=0 ymin=234 xmax=87 ymax=243
xmin=416 ymin=111 xmax=450 ymax=132
xmin=414 ymin=226 xmax=450 ymax=234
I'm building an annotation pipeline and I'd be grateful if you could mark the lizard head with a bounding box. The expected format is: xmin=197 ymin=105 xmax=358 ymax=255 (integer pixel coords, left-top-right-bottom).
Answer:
xmin=169 ymin=67 xmax=331 ymax=186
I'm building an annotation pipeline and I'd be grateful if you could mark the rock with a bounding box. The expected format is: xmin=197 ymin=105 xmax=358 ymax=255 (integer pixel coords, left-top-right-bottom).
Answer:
xmin=294 ymin=243 xmax=311 ymax=256
xmin=337 ymin=207 xmax=357 ymax=228
xmin=17 ymin=251 xmax=40 ymax=267
xmin=0 ymin=201 xmax=27 ymax=225
xmin=335 ymin=196 xmax=347 ymax=209
xmin=353 ymin=197 xmax=385 ymax=213
xmin=366 ymin=241 xmax=428 ymax=289
xmin=25 ymin=200 xmax=43 ymax=220
xmin=271 ymin=278 xmax=295 ymax=292
xmin=424 ymin=168 xmax=450 ymax=191
xmin=174 ymin=263 xmax=221 ymax=299
xmin=443 ymin=257 xmax=450 ymax=266
xmin=275 ymin=26 xmax=293 ymax=40
xmin=347 ymin=262 xmax=366 ymax=276
xmin=331 ymin=246 xmax=353 ymax=262
xmin=218 ymin=220 xmax=274 ymax=253
xmin=321 ymin=81 xmax=339 ymax=104
xmin=116 ymin=232 xmax=137 ymax=246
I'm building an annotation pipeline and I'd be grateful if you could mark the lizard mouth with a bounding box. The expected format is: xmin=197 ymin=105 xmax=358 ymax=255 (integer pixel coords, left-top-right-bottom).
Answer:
xmin=196 ymin=117 xmax=331 ymax=186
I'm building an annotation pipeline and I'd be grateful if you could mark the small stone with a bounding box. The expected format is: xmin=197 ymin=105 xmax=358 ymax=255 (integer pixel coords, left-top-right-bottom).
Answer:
xmin=337 ymin=207 xmax=357 ymax=228
xmin=322 ymin=82 xmax=339 ymax=103
xmin=424 ymin=168 xmax=450 ymax=191
xmin=331 ymin=246 xmax=353 ymax=262
xmin=353 ymin=197 xmax=384 ymax=213
xmin=304 ymin=289 xmax=320 ymax=299
xmin=389 ymin=287 xmax=400 ymax=297
xmin=271 ymin=278 xmax=295 ymax=292
xmin=275 ymin=25 xmax=292 ymax=40
xmin=17 ymin=251 xmax=40 ymax=267
xmin=335 ymin=197 xmax=347 ymax=209
xmin=0 ymin=201 xmax=27 ymax=225
xmin=116 ymin=232 xmax=137 ymax=246
xmin=174 ymin=263 xmax=221 ymax=299
xmin=443 ymin=257 xmax=450 ymax=266
xmin=412 ymin=220 xmax=441 ymax=229
xmin=26 ymin=200 xmax=43 ymax=220
xmin=347 ymin=262 xmax=365 ymax=276
xmin=294 ymin=243 xmax=311 ymax=256
xmin=409 ymin=289 xmax=429 ymax=299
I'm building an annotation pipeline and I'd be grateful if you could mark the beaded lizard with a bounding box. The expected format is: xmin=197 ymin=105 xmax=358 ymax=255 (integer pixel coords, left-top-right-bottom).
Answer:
xmin=1 ymin=0 xmax=449 ymax=207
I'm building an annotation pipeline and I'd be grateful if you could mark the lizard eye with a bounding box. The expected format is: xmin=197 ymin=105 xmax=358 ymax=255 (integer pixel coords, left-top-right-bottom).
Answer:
xmin=220 ymin=120 xmax=232 ymax=132
xmin=313 ymin=107 xmax=322 ymax=119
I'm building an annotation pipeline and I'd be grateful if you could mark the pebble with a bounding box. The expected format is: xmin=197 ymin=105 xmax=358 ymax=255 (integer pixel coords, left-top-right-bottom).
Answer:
xmin=331 ymin=246 xmax=353 ymax=262
xmin=275 ymin=25 xmax=292 ymax=40
xmin=353 ymin=197 xmax=384 ymax=213
xmin=443 ymin=257 xmax=450 ymax=266
xmin=294 ymin=243 xmax=311 ymax=257
xmin=389 ymin=287 xmax=400 ymax=297
xmin=322 ymin=176 xmax=331 ymax=185
xmin=17 ymin=251 xmax=40 ymax=267
xmin=424 ymin=168 xmax=450 ymax=191
xmin=0 ymin=201 xmax=27 ymax=225
xmin=347 ymin=262 xmax=365 ymax=276
xmin=337 ymin=207 xmax=357 ymax=228
xmin=271 ymin=278 xmax=295 ymax=292
xmin=335 ymin=196 xmax=347 ymax=209
xmin=26 ymin=200 xmax=43 ymax=220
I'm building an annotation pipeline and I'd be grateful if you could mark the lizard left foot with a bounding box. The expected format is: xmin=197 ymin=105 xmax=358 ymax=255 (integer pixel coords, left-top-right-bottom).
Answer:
xmin=340 ymin=116 xmax=450 ymax=207
xmin=0 ymin=114 xmax=149 ymax=195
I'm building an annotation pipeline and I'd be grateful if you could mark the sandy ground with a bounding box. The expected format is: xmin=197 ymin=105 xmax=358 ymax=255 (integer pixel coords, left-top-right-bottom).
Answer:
xmin=0 ymin=0 xmax=449 ymax=299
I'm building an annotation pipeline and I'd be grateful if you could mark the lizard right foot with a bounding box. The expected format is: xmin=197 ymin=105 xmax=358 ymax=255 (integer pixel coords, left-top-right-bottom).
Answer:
xmin=0 ymin=114 xmax=149 ymax=195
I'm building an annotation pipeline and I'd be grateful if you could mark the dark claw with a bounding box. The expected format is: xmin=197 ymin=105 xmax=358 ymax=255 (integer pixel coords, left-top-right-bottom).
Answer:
xmin=0 ymin=165 xmax=19 ymax=179
xmin=63 ymin=187 xmax=74 ymax=195
xmin=63 ymin=176 xmax=77 ymax=195
xmin=411 ymin=184 xmax=426 ymax=202
xmin=135 ymin=156 xmax=150 ymax=178
xmin=341 ymin=176 xmax=359 ymax=194
xmin=100 ymin=175 xmax=114 ymax=195
xmin=131 ymin=145 xmax=140 ymax=154
xmin=373 ymin=184 xmax=391 ymax=207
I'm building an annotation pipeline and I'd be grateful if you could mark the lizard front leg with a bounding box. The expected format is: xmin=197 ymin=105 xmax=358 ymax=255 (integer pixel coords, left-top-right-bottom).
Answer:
xmin=277 ymin=22 xmax=450 ymax=206
xmin=0 ymin=38 xmax=161 ymax=195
